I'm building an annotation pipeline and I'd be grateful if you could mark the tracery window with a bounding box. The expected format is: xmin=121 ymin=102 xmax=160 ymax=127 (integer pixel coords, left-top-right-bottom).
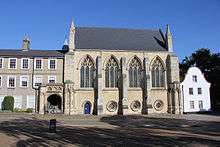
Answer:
xmin=80 ymin=56 xmax=95 ymax=88
xmin=105 ymin=56 xmax=119 ymax=88
xmin=129 ymin=57 xmax=142 ymax=87
xmin=151 ymin=58 xmax=165 ymax=87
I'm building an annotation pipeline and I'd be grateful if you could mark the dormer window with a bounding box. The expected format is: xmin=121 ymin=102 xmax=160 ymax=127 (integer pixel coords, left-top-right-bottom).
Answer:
xmin=192 ymin=75 xmax=197 ymax=82
xmin=8 ymin=58 xmax=17 ymax=69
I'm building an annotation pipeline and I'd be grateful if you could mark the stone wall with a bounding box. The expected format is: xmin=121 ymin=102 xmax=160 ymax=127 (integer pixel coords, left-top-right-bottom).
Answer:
xmin=62 ymin=49 xmax=179 ymax=115
xmin=0 ymin=57 xmax=64 ymax=111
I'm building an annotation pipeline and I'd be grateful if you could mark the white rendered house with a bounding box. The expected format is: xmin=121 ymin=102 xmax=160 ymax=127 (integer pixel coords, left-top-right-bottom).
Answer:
xmin=181 ymin=67 xmax=211 ymax=113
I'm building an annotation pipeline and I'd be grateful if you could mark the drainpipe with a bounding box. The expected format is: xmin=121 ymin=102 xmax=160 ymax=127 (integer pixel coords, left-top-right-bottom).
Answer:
xmin=32 ymin=57 xmax=37 ymax=113
xmin=69 ymin=86 xmax=71 ymax=115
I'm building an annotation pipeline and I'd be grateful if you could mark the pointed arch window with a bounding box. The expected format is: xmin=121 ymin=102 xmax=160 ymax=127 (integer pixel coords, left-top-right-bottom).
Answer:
xmin=151 ymin=58 xmax=165 ymax=87
xmin=129 ymin=57 xmax=142 ymax=87
xmin=105 ymin=56 xmax=119 ymax=88
xmin=80 ymin=56 xmax=95 ymax=88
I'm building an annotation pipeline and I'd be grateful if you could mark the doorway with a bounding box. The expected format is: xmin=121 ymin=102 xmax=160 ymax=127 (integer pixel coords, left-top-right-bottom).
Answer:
xmin=47 ymin=94 xmax=62 ymax=114
xmin=84 ymin=101 xmax=91 ymax=114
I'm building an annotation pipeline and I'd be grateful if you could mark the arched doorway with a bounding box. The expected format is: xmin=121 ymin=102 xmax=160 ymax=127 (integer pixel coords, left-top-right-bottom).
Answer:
xmin=47 ymin=94 xmax=62 ymax=114
xmin=84 ymin=101 xmax=91 ymax=114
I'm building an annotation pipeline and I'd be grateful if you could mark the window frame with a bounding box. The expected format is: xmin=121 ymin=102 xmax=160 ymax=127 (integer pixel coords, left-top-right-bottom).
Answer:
xmin=20 ymin=75 xmax=29 ymax=88
xmin=34 ymin=58 xmax=43 ymax=70
xmin=80 ymin=56 xmax=95 ymax=88
xmin=0 ymin=58 xmax=4 ymax=69
xmin=105 ymin=57 xmax=119 ymax=88
xmin=189 ymin=88 xmax=193 ymax=95
xmin=151 ymin=59 xmax=165 ymax=88
xmin=48 ymin=75 xmax=56 ymax=84
xmin=7 ymin=75 xmax=16 ymax=88
xmin=192 ymin=75 xmax=197 ymax=82
xmin=0 ymin=76 xmax=2 ymax=87
xmin=198 ymin=87 xmax=202 ymax=95
xmin=198 ymin=100 xmax=203 ymax=109
xmin=48 ymin=58 xmax=57 ymax=70
xmin=8 ymin=58 xmax=17 ymax=69
xmin=33 ymin=75 xmax=43 ymax=88
xmin=21 ymin=58 xmax=29 ymax=69
xmin=190 ymin=101 xmax=194 ymax=109
xmin=128 ymin=57 xmax=142 ymax=88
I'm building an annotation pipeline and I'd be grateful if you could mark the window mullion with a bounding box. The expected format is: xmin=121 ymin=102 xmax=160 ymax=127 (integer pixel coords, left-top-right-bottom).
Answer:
xmin=84 ymin=66 xmax=86 ymax=87
xmin=88 ymin=66 xmax=90 ymax=87
xmin=158 ymin=68 xmax=161 ymax=87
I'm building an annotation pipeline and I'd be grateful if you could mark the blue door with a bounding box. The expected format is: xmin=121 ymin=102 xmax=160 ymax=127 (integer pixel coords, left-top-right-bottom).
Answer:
xmin=84 ymin=102 xmax=91 ymax=114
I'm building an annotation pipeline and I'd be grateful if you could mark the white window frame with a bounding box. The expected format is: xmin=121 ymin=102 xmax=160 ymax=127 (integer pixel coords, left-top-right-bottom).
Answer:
xmin=34 ymin=58 xmax=43 ymax=69
xmin=33 ymin=75 xmax=43 ymax=88
xmin=7 ymin=75 xmax=16 ymax=88
xmin=198 ymin=100 xmax=203 ymax=109
xmin=20 ymin=75 xmax=29 ymax=88
xmin=8 ymin=58 xmax=17 ymax=69
xmin=0 ymin=76 xmax=2 ymax=87
xmin=0 ymin=58 xmax=4 ymax=69
xmin=198 ymin=87 xmax=202 ymax=95
xmin=190 ymin=101 xmax=194 ymax=109
xmin=14 ymin=96 xmax=22 ymax=109
xmin=189 ymin=88 xmax=193 ymax=95
xmin=21 ymin=58 xmax=29 ymax=69
xmin=48 ymin=75 xmax=56 ymax=84
xmin=48 ymin=59 xmax=57 ymax=70
xmin=192 ymin=75 xmax=197 ymax=82
xmin=26 ymin=95 xmax=35 ymax=109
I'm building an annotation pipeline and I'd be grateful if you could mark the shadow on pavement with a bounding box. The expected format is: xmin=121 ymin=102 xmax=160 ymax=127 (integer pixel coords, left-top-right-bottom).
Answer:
xmin=100 ymin=115 xmax=220 ymax=136
xmin=0 ymin=115 xmax=219 ymax=146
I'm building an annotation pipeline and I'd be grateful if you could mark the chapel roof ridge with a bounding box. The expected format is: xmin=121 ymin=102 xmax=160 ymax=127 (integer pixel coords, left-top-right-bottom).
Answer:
xmin=76 ymin=26 xmax=159 ymax=32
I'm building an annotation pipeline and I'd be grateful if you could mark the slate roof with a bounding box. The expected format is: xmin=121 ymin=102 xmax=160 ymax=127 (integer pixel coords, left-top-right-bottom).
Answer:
xmin=75 ymin=27 xmax=167 ymax=51
xmin=0 ymin=49 xmax=64 ymax=58
xmin=0 ymin=27 xmax=168 ymax=57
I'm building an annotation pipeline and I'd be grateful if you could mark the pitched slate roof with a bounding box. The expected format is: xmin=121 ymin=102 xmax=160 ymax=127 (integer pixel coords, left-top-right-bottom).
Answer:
xmin=0 ymin=27 xmax=168 ymax=57
xmin=0 ymin=49 xmax=64 ymax=58
xmin=75 ymin=27 xmax=167 ymax=51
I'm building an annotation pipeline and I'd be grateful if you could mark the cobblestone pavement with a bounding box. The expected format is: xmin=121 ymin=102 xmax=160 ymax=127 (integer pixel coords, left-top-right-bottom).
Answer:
xmin=0 ymin=113 xmax=219 ymax=146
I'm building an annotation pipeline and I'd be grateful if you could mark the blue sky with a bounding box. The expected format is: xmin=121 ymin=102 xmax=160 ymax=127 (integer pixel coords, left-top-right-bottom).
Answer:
xmin=0 ymin=0 xmax=219 ymax=60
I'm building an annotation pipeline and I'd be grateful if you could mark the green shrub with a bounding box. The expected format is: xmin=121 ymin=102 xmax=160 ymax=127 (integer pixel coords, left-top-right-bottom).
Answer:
xmin=2 ymin=96 xmax=14 ymax=111
xmin=9 ymin=107 xmax=33 ymax=113
xmin=13 ymin=108 xmax=20 ymax=112
xmin=26 ymin=108 xmax=33 ymax=113
xmin=1 ymin=110 xmax=11 ymax=113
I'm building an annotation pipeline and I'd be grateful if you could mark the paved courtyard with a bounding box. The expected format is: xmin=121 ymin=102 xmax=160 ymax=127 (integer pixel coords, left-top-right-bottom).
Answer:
xmin=0 ymin=113 xmax=219 ymax=147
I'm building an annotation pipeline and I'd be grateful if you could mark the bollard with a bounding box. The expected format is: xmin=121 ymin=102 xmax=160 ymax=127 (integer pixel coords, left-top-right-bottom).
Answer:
xmin=49 ymin=119 xmax=56 ymax=133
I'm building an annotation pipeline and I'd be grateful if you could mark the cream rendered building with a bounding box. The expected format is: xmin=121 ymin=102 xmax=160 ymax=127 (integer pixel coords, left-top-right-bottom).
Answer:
xmin=0 ymin=20 xmax=182 ymax=115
